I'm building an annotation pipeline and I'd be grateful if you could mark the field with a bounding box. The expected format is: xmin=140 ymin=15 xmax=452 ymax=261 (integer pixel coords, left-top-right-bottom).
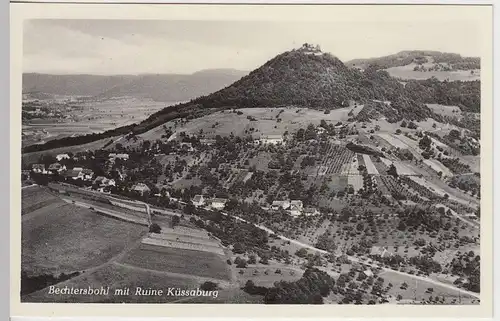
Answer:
xmin=380 ymin=270 xmax=478 ymax=304
xmin=424 ymin=159 xmax=454 ymax=177
xmin=363 ymin=155 xmax=379 ymax=175
xmin=427 ymin=104 xmax=463 ymax=118
xmin=21 ymin=186 xmax=63 ymax=215
xmin=138 ymin=106 xmax=361 ymax=142
xmin=119 ymin=243 xmax=232 ymax=281
xmin=22 ymin=262 xmax=202 ymax=303
xmin=22 ymin=201 xmax=147 ymax=276
xmin=22 ymin=97 xmax=173 ymax=147
xmin=384 ymin=64 xmax=480 ymax=82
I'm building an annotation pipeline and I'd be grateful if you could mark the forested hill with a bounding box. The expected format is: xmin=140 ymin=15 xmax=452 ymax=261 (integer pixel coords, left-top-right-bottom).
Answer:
xmin=22 ymin=45 xmax=480 ymax=154
xmin=346 ymin=50 xmax=480 ymax=71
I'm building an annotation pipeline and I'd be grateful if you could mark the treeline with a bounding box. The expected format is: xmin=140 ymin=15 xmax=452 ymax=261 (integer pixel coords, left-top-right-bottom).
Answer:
xmin=404 ymin=78 xmax=480 ymax=113
xmin=242 ymin=267 xmax=336 ymax=304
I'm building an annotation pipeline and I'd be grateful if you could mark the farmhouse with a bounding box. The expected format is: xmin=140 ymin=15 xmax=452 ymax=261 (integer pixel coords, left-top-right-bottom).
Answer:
xmin=81 ymin=169 xmax=94 ymax=181
xmin=65 ymin=169 xmax=82 ymax=180
xmin=116 ymin=153 xmax=130 ymax=160
xmin=132 ymin=183 xmax=150 ymax=196
xmin=180 ymin=142 xmax=194 ymax=152
xmin=290 ymin=200 xmax=303 ymax=210
xmin=31 ymin=164 xmax=45 ymax=173
xmin=370 ymin=246 xmax=393 ymax=258
xmin=192 ymin=195 xmax=205 ymax=207
xmin=259 ymin=134 xmax=284 ymax=145
xmin=48 ymin=163 xmax=66 ymax=173
xmin=200 ymin=139 xmax=216 ymax=146
xmin=363 ymin=269 xmax=374 ymax=277
xmin=271 ymin=200 xmax=290 ymax=210
xmin=93 ymin=176 xmax=115 ymax=187
xmin=56 ymin=154 xmax=70 ymax=161
xmin=210 ymin=198 xmax=228 ymax=210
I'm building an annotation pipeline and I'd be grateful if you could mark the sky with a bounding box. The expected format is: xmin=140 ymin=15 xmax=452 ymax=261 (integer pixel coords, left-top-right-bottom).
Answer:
xmin=23 ymin=19 xmax=482 ymax=75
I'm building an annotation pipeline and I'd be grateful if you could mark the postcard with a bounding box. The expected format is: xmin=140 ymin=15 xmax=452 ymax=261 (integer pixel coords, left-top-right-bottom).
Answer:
xmin=10 ymin=2 xmax=493 ymax=318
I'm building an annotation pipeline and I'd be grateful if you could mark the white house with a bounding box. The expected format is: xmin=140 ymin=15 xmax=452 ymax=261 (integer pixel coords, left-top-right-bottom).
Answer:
xmin=32 ymin=164 xmax=46 ymax=173
xmin=290 ymin=200 xmax=303 ymax=210
xmin=116 ymin=153 xmax=130 ymax=160
xmin=132 ymin=183 xmax=150 ymax=196
xmin=271 ymin=200 xmax=290 ymax=211
xmin=48 ymin=163 xmax=66 ymax=173
xmin=363 ymin=269 xmax=374 ymax=277
xmin=56 ymin=154 xmax=70 ymax=161
xmin=259 ymin=135 xmax=284 ymax=145
xmin=192 ymin=195 xmax=205 ymax=207
xmin=289 ymin=204 xmax=302 ymax=217
xmin=210 ymin=198 xmax=228 ymax=210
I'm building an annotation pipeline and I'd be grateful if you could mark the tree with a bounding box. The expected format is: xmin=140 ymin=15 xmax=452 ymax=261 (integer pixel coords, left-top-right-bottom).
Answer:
xmin=387 ymin=164 xmax=398 ymax=178
xmin=233 ymin=242 xmax=246 ymax=254
xmin=200 ymin=281 xmax=218 ymax=291
xmin=149 ymin=223 xmax=161 ymax=234
xmin=395 ymin=129 xmax=402 ymax=135
xmin=171 ymin=215 xmax=180 ymax=228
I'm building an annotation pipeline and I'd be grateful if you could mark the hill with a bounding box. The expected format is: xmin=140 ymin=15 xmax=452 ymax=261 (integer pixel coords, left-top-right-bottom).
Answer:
xmin=22 ymin=69 xmax=247 ymax=101
xmin=346 ymin=51 xmax=480 ymax=82
xmin=22 ymin=44 xmax=480 ymax=154
xmin=346 ymin=51 xmax=480 ymax=71
xmin=97 ymin=70 xmax=247 ymax=102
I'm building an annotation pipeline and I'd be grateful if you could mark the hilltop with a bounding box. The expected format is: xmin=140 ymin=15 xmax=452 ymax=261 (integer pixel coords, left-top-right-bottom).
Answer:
xmin=346 ymin=51 xmax=480 ymax=82
xmin=22 ymin=69 xmax=248 ymax=102
xmin=22 ymin=44 xmax=480 ymax=154
xmin=346 ymin=50 xmax=480 ymax=71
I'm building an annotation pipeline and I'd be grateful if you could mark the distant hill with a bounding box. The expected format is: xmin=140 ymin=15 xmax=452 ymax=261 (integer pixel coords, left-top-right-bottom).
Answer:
xmin=22 ymin=69 xmax=248 ymax=102
xmin=97 ymin=70 xmax=247 ymax=102
xmin=23 ymin=44 xmax=480 ymax=154
xmin=346 ymin=51 xmax=480 ymax=71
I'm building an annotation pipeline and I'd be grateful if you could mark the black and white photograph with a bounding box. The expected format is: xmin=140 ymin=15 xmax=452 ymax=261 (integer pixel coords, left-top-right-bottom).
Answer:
xmin=12 ymin=3 xmax=493 ymax=315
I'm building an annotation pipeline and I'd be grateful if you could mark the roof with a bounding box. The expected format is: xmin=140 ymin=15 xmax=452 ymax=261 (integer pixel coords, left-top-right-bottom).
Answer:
xmin=66 ymin=170 xmax=81 ymax=178
xmin=192 ymin=195 xmax=204 ymax=202
xmin=82 ymin=168 xmax=93 ymax=175
xmin=212 ymin=198 xmax=228 ymax=204
xmin=32 ymin=164 xmax=45 ymax=169
xmin=272 ymin=200 xmax=289 ymax=205
xmin=304 ymin=207 xmax=318 ymax=213
xmin=290 ymin=200 xmax=303 ymax=206
xmin=56 ymin=153 xmax=69 ymax=157
xmin=93 ymin=176 xmax=107 ymax=182
xmin=48 ymin=163 xmax=62 ymax=170
xmin=261 ymin=135 xmax=283 ymax=140
xmin=133 ymin=183 xmax=150 ymax=191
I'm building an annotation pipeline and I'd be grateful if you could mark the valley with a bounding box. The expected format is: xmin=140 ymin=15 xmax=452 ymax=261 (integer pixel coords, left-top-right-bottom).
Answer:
xmin=20 ymin=45 xmax=482 ymax=305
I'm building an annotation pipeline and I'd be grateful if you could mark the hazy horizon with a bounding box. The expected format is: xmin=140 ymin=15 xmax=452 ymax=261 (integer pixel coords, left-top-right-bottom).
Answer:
xmin=24 ymin=19 xmax=482 ymax=75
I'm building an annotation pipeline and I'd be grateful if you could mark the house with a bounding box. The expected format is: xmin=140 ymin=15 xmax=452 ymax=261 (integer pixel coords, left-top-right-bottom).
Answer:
xmin=370 ymin=246 xmax=392 ymax=258
xmin=271 ymin=200 xmax=290 ymax=211
xmin=303 ymin=207 xmax=320 ymax=217
xmin=200 ymin=139 xmax=216 ymax=146
xmin=259 ymin=135 xmax=284 ymax=145
xmin=180 ymin=142 xmax=194 ymax=152
xmin=73 ymin=167 xmax=83 ymax=172
xmin=192 ymin=195 xmax=205 ymax=207
xmin=56 ymin=154 xmax=70 ymax=161
xmin=31 ymin=164 xmax=45 ymax=173
xmin=132 ymin=183 xmax=151 ymax=196
xmin=81 ymin=168 xmax=94 ymax=181
xmin=363 ymin=269 xmax=374 ymax=277
xmin=65 ymin=169 xmax=82 ymax=180
xmin=115 ymin=153 xmax=129 ymax=160
xmin=93 ymin=176 xmax=109 ymax=186
xmin=316 ymin=127 xmax=326 ymax=135
xmin=289 ymin=204 xmax=302 ymax=217
xmin=48 ymin=163 xmax=66 ymax=173
xmin=210 ymin=198 xmax=228 ymax=210
xmin=290 ymin=200 xmax=303 ymax=210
